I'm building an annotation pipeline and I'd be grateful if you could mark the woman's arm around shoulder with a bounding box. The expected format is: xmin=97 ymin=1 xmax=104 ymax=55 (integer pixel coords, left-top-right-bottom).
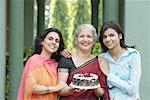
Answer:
xmin=98 ymin=56 xmax=110 ymax=76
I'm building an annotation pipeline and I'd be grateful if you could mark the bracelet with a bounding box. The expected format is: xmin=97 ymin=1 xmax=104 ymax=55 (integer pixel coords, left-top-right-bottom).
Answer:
xmin=46 ymin=86 xmax=50 ymax=94
xmin=94 ymin=87 xmax=104 ymax=95
xmin=94 ymin=87 xmax=99 ymax=92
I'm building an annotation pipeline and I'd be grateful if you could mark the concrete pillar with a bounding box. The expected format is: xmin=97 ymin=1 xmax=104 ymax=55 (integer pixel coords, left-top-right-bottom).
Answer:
xmin=9 ymin=0 xmax=24 ymax=99
xmin=124 ymin=0 xmax=150 ymax=100
xmin=103 ymin=0 xmax=119 ymax=22
xmin=0 ymin=0 xmax=6 ymax=99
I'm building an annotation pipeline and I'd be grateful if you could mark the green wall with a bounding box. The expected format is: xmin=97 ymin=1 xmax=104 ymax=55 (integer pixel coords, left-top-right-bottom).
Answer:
xmin=103 ymin=0 xmax=119 ymax=22
xmin=124 ymin=0 xmax=150 ymax=100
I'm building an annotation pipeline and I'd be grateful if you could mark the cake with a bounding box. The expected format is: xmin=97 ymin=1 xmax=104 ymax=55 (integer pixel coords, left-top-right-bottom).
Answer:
xmin=70 ymin=73 xmax=100 ymax=89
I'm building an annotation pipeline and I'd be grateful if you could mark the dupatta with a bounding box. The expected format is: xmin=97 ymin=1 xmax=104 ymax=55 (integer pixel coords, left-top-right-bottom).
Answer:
xmin=17 ymin=54 xmax=57 ymax=100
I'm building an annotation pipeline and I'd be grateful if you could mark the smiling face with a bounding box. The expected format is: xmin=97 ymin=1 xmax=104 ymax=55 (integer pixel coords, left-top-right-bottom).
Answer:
xmin=41 ymin=32 xmax=60 ymax=55
xmin=76 ymin=28 xmax=95 ymax=52
xmin=102 ymin=28 xmax=122 ymax=50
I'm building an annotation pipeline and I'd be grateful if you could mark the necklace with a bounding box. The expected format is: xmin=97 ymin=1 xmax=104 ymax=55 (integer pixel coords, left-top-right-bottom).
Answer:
xmin=72 ymin=51 xmax=95 ymax=67
xmin=75 ymin=51 xmax=93 ymax=59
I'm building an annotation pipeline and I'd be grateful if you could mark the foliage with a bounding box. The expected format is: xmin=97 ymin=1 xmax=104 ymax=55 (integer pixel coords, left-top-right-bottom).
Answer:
xmin=73 ymin=0 xmax=91 ymax=30
xmin=5 ymin=52 xmax=9 ymax=100
xmin=49 ymin=0 xmax=69 ymax=49
xmin=49 ymin=0 xmax=91 ymax=51
xmin=92 ymin=42 xmax=102 ymax=56
xmin=71 ymin=0 xmax=91 ymax=50
xmin=23 ymin=46 xmax=34 ymax=65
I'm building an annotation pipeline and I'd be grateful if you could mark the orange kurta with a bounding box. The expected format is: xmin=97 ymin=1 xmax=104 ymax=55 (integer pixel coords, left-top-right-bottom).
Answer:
xmin=18 ymin=54 xmax=58 ymax=100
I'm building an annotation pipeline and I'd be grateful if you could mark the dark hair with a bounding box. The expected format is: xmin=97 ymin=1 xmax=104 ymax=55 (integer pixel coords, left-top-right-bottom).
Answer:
xmin=34 ymin=28 xmax=65 ymax=61
xmin=99 ymin=21 xmax=134 ymax=52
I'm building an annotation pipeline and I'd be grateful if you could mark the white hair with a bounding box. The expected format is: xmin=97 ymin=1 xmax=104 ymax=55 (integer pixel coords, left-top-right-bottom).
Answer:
xmin=74 ymin=24 xmax=97 ymax=41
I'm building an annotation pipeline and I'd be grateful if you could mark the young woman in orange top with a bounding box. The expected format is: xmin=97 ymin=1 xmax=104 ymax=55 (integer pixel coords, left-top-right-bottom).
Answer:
xmin=17 ymin=28 xmax=66 ymax=100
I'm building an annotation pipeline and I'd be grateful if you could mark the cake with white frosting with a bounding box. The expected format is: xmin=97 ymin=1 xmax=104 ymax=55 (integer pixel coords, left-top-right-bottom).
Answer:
xmin=70 ymin=73 xmax=100 ymax=89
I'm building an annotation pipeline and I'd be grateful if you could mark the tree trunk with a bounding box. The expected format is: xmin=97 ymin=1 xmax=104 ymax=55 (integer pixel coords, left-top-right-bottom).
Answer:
xmin=37 ymin=0 xmax=45 ymax=36
xmin=91 ymin=0 xmax=99 ymax=33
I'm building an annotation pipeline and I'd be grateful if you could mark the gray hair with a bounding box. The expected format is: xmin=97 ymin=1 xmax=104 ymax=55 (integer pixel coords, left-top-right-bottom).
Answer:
xmin=74 ymin=24 xmax=97 ymax=41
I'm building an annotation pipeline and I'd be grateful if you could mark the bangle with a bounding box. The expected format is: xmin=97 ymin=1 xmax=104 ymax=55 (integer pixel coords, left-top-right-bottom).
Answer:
xmin=46 ymin=86 xmax=50 ymax=94
xmin=94 ymin=87 xmax=104 ymax=96
xmin=94 ymin=87 xmax=99 ymax=92
xmin=99 ymin=88 xmax=105 ymax=96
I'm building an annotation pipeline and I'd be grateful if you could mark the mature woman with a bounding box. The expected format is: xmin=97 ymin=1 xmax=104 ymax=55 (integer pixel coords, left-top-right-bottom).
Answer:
xmin=58 ymin=24 xmax=110 ymax=100
xmin=17 ymin=28 xmax=66 ymax=100
xmin=99 ymin=21 xmax=141 ymax=100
